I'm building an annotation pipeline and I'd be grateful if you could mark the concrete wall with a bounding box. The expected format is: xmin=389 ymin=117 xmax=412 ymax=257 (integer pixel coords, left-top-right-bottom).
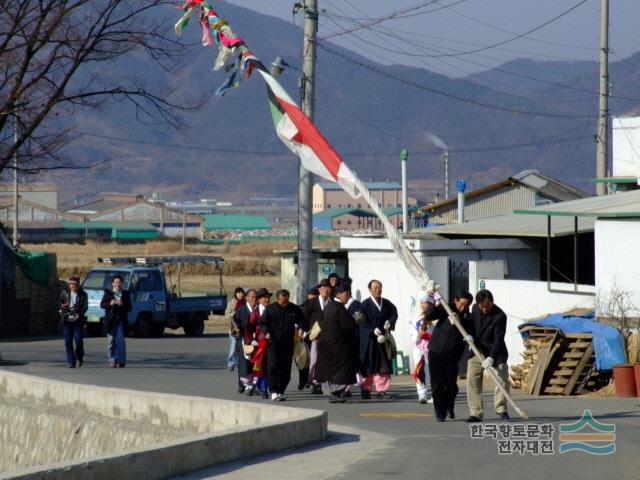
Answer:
xmin=595 ymin=218 xmax=640 ymax=316
xmin=481 ymin=279 xmax=595 ymax=364
xmin=0 ymin=371 xmax=327 ymax=480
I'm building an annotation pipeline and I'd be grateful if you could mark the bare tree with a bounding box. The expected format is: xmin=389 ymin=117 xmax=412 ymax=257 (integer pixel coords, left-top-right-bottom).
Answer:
xmin=595 ymin=279 xmax=639 ymax=364
xmin=0 ymin=0 xmax=201 ymax=175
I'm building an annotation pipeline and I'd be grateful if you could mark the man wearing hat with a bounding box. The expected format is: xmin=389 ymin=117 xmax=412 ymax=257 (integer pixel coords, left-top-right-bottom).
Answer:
xmin=317 ymin=280 xmax=359 ymax=402
xmin=254 ymin=287 xmax=273 ymax=397
xmin=59 ymin=276 xmax=88 ymax=368
xmin=302 ymin=278 xmax=333 ymax=394
xmin=297 ymin=286 xmax=319 ymax=390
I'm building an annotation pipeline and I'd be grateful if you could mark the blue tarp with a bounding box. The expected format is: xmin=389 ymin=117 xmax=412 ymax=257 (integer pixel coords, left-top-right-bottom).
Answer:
xmin=520 ymin=311 xmax=626 ymax=370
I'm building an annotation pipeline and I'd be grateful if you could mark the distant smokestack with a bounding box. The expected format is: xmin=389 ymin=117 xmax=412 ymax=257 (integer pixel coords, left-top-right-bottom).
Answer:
xmin=457 ymin=180 xmax=466 ymax=224
xmin=443 ymin=150 xmax=450 ymax=199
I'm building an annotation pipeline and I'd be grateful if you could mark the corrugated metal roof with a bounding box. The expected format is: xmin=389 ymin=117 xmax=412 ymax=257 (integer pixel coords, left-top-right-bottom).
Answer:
xmin=203 ymin=214 xmax=271 ymax=230
xmin=418 ymin=170 xmax=584 ymax=215
xmin=316 ymin=181 xmax=401 ymax=191
xmin=415 ymin=213 xmax=595 ymax=238
xmin=514 ymin=190 xmax=640 ymax=217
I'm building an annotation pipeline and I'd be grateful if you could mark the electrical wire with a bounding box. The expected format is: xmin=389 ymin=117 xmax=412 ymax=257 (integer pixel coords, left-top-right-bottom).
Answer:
xmin=317 ymin=42 xmax=594 ymax=119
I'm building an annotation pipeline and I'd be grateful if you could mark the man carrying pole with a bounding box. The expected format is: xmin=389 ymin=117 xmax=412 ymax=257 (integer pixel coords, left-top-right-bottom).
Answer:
xmin=464 ymin=289 xmax=510 ymax=422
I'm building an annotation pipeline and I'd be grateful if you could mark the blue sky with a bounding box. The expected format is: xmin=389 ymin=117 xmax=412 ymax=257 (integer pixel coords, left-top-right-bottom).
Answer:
xmin=224 ymin=0 xmax=640 ymax=77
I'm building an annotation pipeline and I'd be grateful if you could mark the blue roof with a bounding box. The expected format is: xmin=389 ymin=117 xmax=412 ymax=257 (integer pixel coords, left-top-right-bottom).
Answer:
xmin=316 ymin=181 xmax=401 ymax=191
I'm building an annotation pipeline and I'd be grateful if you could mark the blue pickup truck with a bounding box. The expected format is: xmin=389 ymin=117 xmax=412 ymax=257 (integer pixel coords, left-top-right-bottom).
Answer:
xmin=82 ymin=256 xmax=227 ymax=337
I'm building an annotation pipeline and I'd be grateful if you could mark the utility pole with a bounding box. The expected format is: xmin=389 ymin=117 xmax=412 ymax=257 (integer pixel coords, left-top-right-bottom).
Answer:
xmin=297 ymin=0 xmax=318 ymax=303
xmin=12 ymin=116 xmax=19 ymax=247
xmin=443 ymin=150 xmax=450 ymax=199
xmin=596 ymin=0 xmax=609 ymax=196
xmin=181 ymin=208 xmax=186 ymax=253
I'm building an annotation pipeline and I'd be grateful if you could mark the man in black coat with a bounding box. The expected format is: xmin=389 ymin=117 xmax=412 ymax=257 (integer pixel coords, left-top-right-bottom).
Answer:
xmin=426 ymin=291 xmax=473 ymax=422
xmin=59 ymin=276 xmax=88 ymax=368
xmin=465 ymin=289 xmax=510 ymax=422
xmin=316 ymin=284 xmax=359 ymax=403
xmin=260 ymin=289 xmax=306 ymax=401
xmin=100 ymin=275 xmax=132 ymax=368
xmin=301 ymin=279 xmax=332 ymax=394
xmin=297 ymin=286 xmax=319 ymax=390
xmin=360 ymin=279 xmax=398 ymax=399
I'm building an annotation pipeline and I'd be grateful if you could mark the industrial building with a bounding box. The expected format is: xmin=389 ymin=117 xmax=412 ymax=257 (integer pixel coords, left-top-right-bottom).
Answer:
xmin=418 ymin=170 xmax=585 ymax=224
xmin=312 ymin=181 xmax=417 ymax=213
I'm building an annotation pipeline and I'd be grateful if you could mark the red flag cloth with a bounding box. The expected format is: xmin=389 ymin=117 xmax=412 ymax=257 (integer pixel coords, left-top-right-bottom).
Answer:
xmin=251 ymin=339 xmax=268 ymax=376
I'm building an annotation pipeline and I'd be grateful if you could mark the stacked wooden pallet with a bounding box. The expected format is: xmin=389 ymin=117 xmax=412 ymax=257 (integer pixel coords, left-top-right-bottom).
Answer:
xmin=510 ymin=325 xmax=604 ymax=396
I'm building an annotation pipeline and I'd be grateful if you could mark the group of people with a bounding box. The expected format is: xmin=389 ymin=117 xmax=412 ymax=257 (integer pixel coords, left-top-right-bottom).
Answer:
xmin=226 ymin=274 xmax=400 ymax=403
xmin=60 ymin=270 xmax=511 ymax=422
xmin=226 ymin=276 xmax=511 ymax=423
xmin=59 ymin=275 xmax=131 ymax=369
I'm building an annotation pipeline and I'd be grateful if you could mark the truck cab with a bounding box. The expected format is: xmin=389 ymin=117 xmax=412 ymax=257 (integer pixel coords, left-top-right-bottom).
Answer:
xmin=83 ymin=255 xmax=227 ymax=337
xmin=83 ymin=266 xmax=167 ymax=337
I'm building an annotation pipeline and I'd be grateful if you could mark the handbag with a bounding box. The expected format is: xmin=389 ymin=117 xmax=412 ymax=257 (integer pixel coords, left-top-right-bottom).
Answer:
xmin=308 ymin=321 xmax=322 ymax=341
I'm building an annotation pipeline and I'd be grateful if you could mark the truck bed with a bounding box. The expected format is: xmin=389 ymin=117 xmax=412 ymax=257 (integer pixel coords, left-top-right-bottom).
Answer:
xmin=168 ymin=295 xmax=226 ymax=315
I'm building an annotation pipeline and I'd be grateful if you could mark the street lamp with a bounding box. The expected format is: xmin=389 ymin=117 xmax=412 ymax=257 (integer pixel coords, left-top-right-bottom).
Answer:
xmin=270 ymin=56 xmax=312 ymax=304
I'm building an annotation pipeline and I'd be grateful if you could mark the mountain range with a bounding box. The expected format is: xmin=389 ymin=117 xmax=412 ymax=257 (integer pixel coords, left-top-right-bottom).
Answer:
xmin=33 ymin=1 xmax=640 ymax=205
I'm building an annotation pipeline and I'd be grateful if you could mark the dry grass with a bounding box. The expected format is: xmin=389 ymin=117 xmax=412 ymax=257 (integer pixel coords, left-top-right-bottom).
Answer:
xmin=20 ymin=238 xmax=334 ymax=295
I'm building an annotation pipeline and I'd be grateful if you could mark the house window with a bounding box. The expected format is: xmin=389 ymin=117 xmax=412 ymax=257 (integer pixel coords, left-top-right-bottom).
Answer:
xmin=327 ymin=204 xmax=331 ymax=208
xmin=358 ymin=204 xmax=362 ymax=208
xmin=347 ymin=220 xmax=352 ymax=225
xmin=336 ymin=220 xmax=342 ymax=225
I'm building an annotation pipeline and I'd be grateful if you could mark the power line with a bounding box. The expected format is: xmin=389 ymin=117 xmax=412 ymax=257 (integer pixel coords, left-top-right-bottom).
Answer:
xmin=319 ymin=0 xmax=472 ymax=41
xmin=77 ymin=129 xmax=591 ymax=157
xmin=317 ymin=42 xmax=594 ymax=119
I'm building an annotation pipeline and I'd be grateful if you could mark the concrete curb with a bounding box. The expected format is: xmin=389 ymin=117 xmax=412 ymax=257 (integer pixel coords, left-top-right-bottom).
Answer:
xmin=0 ymin=370 xmax=327 ymax=480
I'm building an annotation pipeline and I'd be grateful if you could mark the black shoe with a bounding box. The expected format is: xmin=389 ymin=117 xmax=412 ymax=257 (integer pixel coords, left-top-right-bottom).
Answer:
xmin=361 ymin=390 xmax=371 ymax=400
xmin=498 ymin=411 xmax=510 ymax=420
xmin=118 ymin=362 xmax=126 ymax=368
xmin=342 ymin=391 xmax=352 ymax=398
xmin=67 ymin=363 xmax=75 ymax=368
xmin=237 ymin=385 xmax=246 ymax=394
xmin=329 ymin=394 xmax=346 ymax=404
xmin=261 ymin=390 xmax=269 ymax=399
xmin=376 ymin=391 xmax=391 ymax=400
xmin=76 ymin=359 xmax=83 ymax=368
xmin=311 ymin=384 xmax=323 ymax=395
xmin=466 ymin=416 xmax=482 ymax=423
xmin=448 ymin=408 xmax=455 ymax=420
xmin=297 ymin=384 xmax=305 ymax=391
xmin=436 ymin=417 xmax=446 ymax=422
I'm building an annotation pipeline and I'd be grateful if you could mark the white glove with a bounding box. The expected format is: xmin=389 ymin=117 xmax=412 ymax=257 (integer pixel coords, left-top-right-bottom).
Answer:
xmin=383 ymin=320 xmax=391 ymax=330
xmin=463 ymin=335 xmax=473 ymax=343
xmin=448 ymin=316 xmax=456 ymax=325
xmin=251 ymin=340 xmax=259 ymax=347
xmin=377 ymin=334 xmax=386 ymax=344
xmin=374 ymin=328 xmax=382 ymax=336
xmin=354 ymin=312 xmax=366 ymax=324
xmin=482 ymin=357 xmax=494 ymax=369
xmin=433 ymin=291 xmax=443 ymax=304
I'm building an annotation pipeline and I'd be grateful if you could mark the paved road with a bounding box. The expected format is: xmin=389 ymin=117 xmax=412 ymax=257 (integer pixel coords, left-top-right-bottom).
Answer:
xmin=1 ymin=331 xmax=638 ymax=479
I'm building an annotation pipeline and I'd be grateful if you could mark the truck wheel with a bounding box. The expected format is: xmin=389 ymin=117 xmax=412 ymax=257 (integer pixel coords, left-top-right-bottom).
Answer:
xmin=86 ymin=322 xmax=104 ymax=337
xmin=184 ymin=313 xmax=205 ymax=337
xmin=134 ymin=313 xmax=154 ymax=338
xmin=152 ymin=321 xmax=165 ymax=337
